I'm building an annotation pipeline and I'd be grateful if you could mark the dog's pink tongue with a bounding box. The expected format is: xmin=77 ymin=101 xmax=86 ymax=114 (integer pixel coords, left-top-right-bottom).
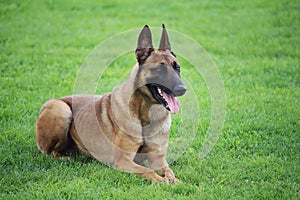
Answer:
xmin=162 ymin=91 xmax=180 ymax=114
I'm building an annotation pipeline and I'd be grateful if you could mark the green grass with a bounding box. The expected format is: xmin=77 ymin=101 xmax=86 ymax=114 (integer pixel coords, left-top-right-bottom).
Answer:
xmin=1 ymin=0 xmax=299 ymax=199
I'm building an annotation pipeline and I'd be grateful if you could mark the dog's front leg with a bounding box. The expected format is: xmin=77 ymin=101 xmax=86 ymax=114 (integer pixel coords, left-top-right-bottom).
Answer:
xmin=113 ymin=132 xmax=168 ymax=183
xmin=148 ymin=153 xmax=180 ymax=184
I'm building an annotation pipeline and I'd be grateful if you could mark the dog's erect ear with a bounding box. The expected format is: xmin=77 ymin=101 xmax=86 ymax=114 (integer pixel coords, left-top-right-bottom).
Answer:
xmin=158 ymin=24 xmax=171 ymax=51
xmin=135 ymin=25 xmax=154 ymax=64
xmin=136 ymin=25 xmax=153 ymax=49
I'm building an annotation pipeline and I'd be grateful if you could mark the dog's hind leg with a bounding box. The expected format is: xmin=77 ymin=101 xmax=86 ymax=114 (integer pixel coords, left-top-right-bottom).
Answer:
xmin=35 ymin=99 xmax=76 ymax=159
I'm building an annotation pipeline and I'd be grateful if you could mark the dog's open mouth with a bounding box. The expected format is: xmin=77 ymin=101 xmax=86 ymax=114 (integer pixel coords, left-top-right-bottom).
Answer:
xmin=147 ymin=84 xmax=180 ymax=114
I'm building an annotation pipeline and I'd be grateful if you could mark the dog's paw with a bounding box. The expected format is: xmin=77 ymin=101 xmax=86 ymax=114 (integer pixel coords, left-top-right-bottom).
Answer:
xmin=141 ymin=171 xmax=168 ymax=184
xmin=163 ymin=168 xmax=180 ymax=185
xmin=152 ymin=173 xmax=169 ymax=184
xmin=164 ymin=175 xmax=180 ymax=185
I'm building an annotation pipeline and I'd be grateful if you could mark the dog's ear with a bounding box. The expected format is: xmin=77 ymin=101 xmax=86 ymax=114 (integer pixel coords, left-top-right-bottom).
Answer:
xmin=158 ymin=24 xmax=171 ymax=51
xmin=135 ymin=25 xmax=154 ymax=64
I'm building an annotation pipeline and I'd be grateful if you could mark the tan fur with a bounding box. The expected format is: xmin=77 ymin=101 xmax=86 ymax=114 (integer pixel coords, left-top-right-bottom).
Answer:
xmin=35 ymin=25 xmax=185 ymax=184
xmin=35 ymin=99 xmax=74 ymax=157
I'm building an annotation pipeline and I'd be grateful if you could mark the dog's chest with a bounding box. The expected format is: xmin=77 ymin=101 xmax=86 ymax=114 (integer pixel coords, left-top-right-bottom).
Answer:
xmin=142 ymin=105 xmax=171 ymax=140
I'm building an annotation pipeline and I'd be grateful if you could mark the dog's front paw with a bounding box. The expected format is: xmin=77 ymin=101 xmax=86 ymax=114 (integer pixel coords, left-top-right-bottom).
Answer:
xmin=163 ymin=168 xmax=180 ymax=185
xmin=141 ymin=171 xmax=168 ymax=184
xmin=164 ymin=174 xmax=180 ymax=185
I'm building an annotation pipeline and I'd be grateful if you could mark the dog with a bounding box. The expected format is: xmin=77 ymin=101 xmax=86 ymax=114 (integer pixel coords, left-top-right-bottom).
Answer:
xmin=35 ymin=25 xmax=186 ymax=184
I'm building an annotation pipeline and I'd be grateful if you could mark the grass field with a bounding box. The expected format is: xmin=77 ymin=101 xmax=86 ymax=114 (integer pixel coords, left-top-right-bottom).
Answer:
xmin=1 ymin=0 xmax=299 ymax=199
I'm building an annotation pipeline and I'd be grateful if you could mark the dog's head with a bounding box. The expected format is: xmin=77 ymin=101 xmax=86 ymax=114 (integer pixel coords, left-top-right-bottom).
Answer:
xmin=135 ymin=25 xmax=186 ymax=114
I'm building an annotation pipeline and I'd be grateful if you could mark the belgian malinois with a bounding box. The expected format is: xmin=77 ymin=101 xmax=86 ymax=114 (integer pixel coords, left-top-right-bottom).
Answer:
xmin=35 ymin=25 xmax=186 ymax=184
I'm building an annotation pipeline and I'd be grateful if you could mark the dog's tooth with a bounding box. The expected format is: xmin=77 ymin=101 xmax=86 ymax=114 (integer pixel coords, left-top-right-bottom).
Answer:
xmin=158 ymin=88 xmax=162 ymax=95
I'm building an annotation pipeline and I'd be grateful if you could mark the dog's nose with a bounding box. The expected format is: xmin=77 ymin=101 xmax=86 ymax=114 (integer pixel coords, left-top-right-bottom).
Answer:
xmin=174 ymin=85 xmax=186 ymax=96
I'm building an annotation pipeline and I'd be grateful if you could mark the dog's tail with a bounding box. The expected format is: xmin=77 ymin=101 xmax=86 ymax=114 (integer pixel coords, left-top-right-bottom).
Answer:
xmin=35 ymin=99 xmax=77 ymax=158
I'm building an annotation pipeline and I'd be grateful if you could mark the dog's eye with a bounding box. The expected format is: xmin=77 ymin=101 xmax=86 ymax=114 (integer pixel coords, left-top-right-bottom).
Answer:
xmin=173 ymin=62 xmax=181 ymax=72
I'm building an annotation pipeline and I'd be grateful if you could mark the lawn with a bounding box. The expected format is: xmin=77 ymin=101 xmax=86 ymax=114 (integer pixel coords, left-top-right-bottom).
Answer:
xmin=0 ymin=0 xmax=299 ymax=199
